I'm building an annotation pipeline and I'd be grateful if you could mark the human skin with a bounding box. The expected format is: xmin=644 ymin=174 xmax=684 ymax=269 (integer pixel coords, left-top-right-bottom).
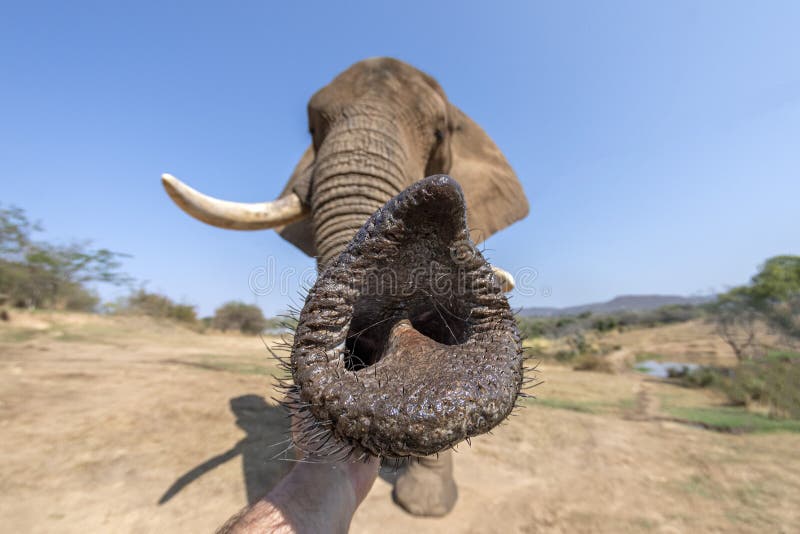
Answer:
xmin=219 ymin=456 xmax=379 ymax=534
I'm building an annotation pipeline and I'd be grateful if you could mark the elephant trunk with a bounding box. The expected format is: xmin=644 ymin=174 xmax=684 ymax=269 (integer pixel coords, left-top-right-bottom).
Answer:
xmin=310 ymin=109 xmax=417 ymax=267
xmin=286 ymin=176 xmax=524 ymax=459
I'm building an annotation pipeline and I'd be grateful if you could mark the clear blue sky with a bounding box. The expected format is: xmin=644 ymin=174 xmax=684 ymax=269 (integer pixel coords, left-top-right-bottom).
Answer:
xmin=2 ymin=1 xmax=798 ymax=316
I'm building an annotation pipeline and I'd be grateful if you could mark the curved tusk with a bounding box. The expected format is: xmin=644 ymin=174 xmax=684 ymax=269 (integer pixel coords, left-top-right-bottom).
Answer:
xmin=161 ymin=173 xmax=309 ymax=230
xmin=492 ymin=266 xmax=515 ymax=292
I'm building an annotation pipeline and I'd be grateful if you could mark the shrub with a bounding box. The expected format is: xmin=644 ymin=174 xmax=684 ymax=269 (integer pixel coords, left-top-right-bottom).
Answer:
xmin=677 ymin=367 xmax=720 ymax=388
xmin=651 ymin=304 xmax=705 ymax=324
xmin=516 ymin=302 xmax=705 ymax=341
xmin=567 ymin=332 xmax=591 ymax=354
xmin=721 ymin=358 xmax=800 ymax=419
xmin=518 ymin=318 xmax=547 ymax=339
xmin=592 ymin=317 xmax=618 ymax=332
xmin=212 ymin=302 xmax=267 ymax=334
xmin=675 ymin=359 xmax=800 ymax=420
xmin=62 ymin=284 xmax=100 ymax=311
xmin=553 ymin=350 xmax=577 ymax=363
xmin=572 ymin=353 xmax=614 ymax=373
xmin=122 ymin=289 xmax=197 ymax=324
xmin=168 ymin=303 xmax=198 ymax=323
xmin=766 ymin=350 xmax=800 ymax=362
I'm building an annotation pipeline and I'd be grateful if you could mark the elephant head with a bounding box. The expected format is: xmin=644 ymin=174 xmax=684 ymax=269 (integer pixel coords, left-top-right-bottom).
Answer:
xmin=162 ymin=57 xmax=530 ymax=516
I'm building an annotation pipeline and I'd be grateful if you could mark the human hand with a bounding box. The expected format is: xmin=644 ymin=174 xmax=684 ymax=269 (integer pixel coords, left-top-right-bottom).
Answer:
xmin=221 ymin=456 xmax=379 ymax=534
xmin=218 ymin=417 xmax=379 ymax=534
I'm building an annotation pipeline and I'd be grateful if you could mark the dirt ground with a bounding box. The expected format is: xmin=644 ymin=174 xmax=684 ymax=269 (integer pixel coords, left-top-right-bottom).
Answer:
xmin=1 ymin=312 xmax=798 ymax=533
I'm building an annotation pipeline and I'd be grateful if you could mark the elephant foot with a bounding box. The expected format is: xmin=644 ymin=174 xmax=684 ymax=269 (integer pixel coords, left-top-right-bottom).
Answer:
xmin=392 ymin=450 xmax=457 ymax=517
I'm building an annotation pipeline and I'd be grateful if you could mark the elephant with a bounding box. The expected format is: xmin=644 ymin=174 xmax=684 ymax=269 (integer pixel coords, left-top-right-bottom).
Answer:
xmin=161 ymin=57 xmax=530 ymax=518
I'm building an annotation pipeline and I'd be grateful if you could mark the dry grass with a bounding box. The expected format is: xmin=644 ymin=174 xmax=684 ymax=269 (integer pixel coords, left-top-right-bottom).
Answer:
xmin=1 ymin=311 xmax=799 ymax=533
xmin=605 ymin=319 xmax=738 ymax=365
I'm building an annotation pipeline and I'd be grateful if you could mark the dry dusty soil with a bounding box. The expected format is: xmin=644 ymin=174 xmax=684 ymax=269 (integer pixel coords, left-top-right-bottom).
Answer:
xmin=1 ymin=312 xmax=798 ymax=533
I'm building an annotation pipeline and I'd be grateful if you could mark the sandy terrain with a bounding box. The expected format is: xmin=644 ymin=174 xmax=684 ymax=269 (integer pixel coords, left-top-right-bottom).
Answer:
xmin=1 ymin=312 xmax=798 ymax=533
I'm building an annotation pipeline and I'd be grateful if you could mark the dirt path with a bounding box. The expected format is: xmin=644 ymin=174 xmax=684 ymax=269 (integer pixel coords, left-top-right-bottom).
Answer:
xmin=1 ymin=313 xmax=799 ymax=533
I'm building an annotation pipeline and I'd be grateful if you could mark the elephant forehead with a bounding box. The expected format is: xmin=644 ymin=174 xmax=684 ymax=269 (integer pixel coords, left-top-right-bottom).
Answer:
xmin=309 ymin=58 xmax=446 ymax=114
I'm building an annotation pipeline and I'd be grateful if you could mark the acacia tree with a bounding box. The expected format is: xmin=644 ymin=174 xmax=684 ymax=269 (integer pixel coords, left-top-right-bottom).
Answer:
xmin=0 ymin=205 xmax=132 ymax=310
xmin=714 ymin=288 xmax=762 ymax=361
xmin=713 ymin=255 xmax=800 ymax=360
xmin=749 ymin=256 xmax=800 ymax=344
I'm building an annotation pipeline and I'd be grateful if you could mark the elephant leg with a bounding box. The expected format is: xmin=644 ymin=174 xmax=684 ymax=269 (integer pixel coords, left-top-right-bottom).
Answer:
xmin=392 ymin=450 xmax=457 ymax=517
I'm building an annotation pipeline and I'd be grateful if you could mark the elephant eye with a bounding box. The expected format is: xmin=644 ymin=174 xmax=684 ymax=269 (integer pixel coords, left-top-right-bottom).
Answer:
xmin=434 ymin=129 xmax=444 ymax=142
xmin=309 ymin=127 xmax=316 ymax=136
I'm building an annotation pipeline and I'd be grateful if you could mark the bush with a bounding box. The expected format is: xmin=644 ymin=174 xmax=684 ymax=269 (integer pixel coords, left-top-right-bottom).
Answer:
xmin=62 ymin=284 xmax=100 ymax=311
xmin=675 ymin=358 xmax=800 ymax=420
xmin=516 ymin=303 xmax=705 ymax=341
xmin=168 ymin=303 xmax=198 ymax=323
xmin=721 ymin=358 xmax=800 ymax=419
xmin=553 ymin=349 xmax=577 ymax=363
xmin=212 ymin=302 xmax=267 ymax=334
xmin=766 ymin=350 xmax=800 ymax=362
xmin=567 ymin=332 xmax=591 ymax=354
xmin=676 ymin=367 xmax=721 ymax=388
xmin=592 ymin=317 xmax=619 ymax=332
xmin=122 ymin=289 xmax=197 ymax=324
xmin=572 ymin=353 xmax=614 ymax=373
xmin=649 ymin=304 xmax=705 ymax=325
xmin=518 ymin=318 xmax=547 ymax=339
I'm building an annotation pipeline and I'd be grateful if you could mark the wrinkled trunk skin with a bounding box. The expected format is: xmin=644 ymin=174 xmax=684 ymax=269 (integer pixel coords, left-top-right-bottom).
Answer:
xmin=311 ymin=108 xmax=417 ymax=268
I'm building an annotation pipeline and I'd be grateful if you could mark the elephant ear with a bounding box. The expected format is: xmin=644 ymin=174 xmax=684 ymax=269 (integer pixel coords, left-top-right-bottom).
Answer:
xmin=277 ymin=145 xmax=318 ymax=256
xmin=447 ymin=104 xmax=529 ymax=243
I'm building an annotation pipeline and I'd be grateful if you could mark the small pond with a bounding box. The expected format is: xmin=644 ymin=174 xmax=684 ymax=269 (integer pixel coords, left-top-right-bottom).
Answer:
xmin=636 ymin=360 xmax=699 ymax=379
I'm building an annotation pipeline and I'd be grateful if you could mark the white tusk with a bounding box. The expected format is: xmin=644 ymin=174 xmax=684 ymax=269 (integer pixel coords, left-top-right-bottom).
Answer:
xmin=492 ymin=266 xmax=515 ymax=292
xmin=161 ymin=173 xmax=309 ymax=230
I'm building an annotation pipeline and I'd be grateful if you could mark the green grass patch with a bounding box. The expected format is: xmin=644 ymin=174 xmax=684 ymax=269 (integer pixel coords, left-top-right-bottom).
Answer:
xmin=665 ymin=406 xmax=800 ymax=433
xmin=616 ymin=397 xmax=637 ymax=411
xmin=532 ymin=397 xmax=597 ymax=413
xmin=528 ymin=396 xmax=637 ymax=417
xmin=200 ymin=361 xmax=274 ymax=375
xmin=765 ymin=349 xmax=800 ymax=362
xmin=192 ymin=354 xmax=277 ymax=376
xmin=49 ymin=329 xmax=129 ymax=347
xmin=679 ymin=474 xmax=716 ymax=498
xmin=55 ymin=331 xmax=91 ymax=343
xmin=635 ymin=352 xmax=665 ymax=363
xmin=0 ymin=328 xmax=43 ymax=342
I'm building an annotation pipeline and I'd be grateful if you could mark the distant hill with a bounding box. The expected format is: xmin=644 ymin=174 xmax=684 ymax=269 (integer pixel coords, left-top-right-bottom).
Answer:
xmin=518 ymin=294 xmax=715 ymax=318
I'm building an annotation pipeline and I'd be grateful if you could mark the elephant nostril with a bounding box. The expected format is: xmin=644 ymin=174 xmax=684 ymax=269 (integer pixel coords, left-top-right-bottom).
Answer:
xmin=342 ymin=301 xmax=472 ymax=372
xmin=410 ymin=308 xmax=469 ymax=346
xmin=344 ymin=318 xmax=390 ymax=371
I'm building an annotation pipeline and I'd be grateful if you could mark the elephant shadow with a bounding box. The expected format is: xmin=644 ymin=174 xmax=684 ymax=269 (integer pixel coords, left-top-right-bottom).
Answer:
xmin=158 ymin=394 xmax=292 ymax=506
